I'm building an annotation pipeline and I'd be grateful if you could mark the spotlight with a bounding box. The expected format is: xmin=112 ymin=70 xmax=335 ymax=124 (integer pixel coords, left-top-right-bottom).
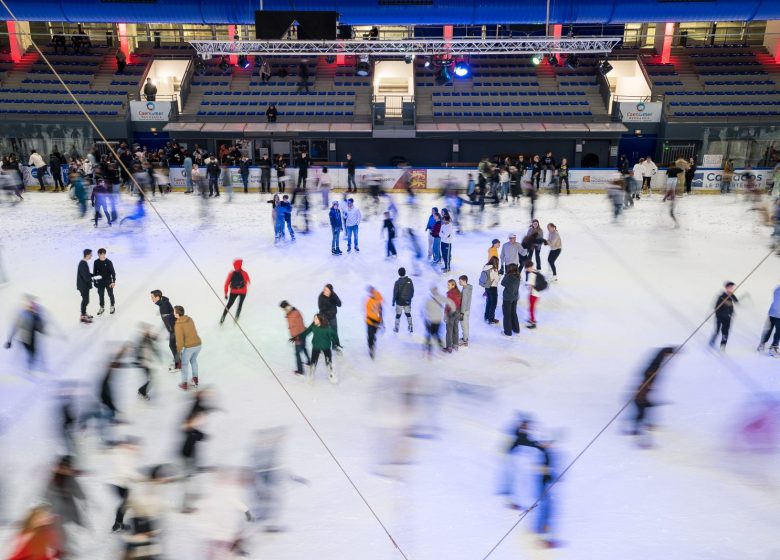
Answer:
xmin=218 ymin=56 xmax=229 ymax=72
xmin=423 ymin=57 xmax=432 ymax=69
xmin=356 ymin=54 xmax=370 ymax=77
xmin=325 ymin=55 xmax=336 ymax=64
xmin=547 ymin=54 xmax=558 ymax=66
xmin=195 ymin=59 xmax=206 ymax=75
xmin=599 ymin=59 xmax=613 ymax=74
xmin=453 ymin=60 xmax=470 ymax=78
xmin=238 ymin=55 xmax=250 ymax=69
xmin=565 ymin=54 xmax=579 ymax=70
xmin=405 ymin=54 xmax=414 ymax=64
xmin=435 ymin=65 xmax=452 ymax=85
xmin=254 ymin=55 xmax=262 ymax=67
xmin=531 ymin=54 xmax=543 ymax=66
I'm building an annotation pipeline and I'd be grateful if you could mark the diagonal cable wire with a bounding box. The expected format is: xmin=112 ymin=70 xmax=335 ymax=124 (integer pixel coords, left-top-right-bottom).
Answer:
xmin=0 ymin=5 xmax=409 ymax=558
xmin=481 ymin=202 xmax=780 ymax=559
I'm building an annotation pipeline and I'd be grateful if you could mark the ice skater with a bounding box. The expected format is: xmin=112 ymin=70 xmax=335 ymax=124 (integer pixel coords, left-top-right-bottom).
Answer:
xmin=329 ymin=201 xmax=343 ymax=255
xmin=628 ymin=347 xmax=676 ymax=447
xmin=757 ymin=281 xmax=780 ymax=356
xmin=174 ymin=305 xmax=202 ymax=390
xmin=281 ymin=301 xmax=310 ymax=375
xmin=4 ymin=294 xmax=46 ymax=372
xmin=365 ymin=286 xmax=383 ymax=359
xmin=392 ymin=267 xmax=414 ymax=334
xmin=150 ymin=290 xmax=179 ymax=371
xmin=221 ymin=259 xmax=251 ymax=325
xmin=77 ymin=249 xmax=94 ymax=324
xmin=317 ymin=284 xmax=342 ymax=351
xmin=297 ymin=313 xmax=338 ymax=383
xmin=93 ymin=248 xmax=117 ymax=316
xmin=382 ymin=211 xmax=397 ymax=258
xmin=709 ymin=282 xmax=739 ymax=351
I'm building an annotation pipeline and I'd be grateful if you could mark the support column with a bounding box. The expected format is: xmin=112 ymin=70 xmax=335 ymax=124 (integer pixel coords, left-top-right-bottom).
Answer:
xmin=764 ymin=21 xmax=780 ymax=63
xmin=7 ymin=20 xmax=31 ymax=63
xmin=552 ymin=24 xmax=562 ymax=58
xmin=227 ymin=25 xmax=238 ymax=65
xmin=655 ymin=22 xmax=676 ymax=63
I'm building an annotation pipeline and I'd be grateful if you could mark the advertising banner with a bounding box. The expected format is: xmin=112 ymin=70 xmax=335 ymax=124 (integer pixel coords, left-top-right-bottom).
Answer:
xmin=129 ymin=100 xmax=172 ymax=122
xmin=618 ymin=101 xmax=663 ymax=123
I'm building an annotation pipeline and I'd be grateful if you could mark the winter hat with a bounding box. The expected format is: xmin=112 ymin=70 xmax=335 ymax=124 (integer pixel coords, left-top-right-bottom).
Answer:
xmin=279 ymin=300 xmax=290 ymax=309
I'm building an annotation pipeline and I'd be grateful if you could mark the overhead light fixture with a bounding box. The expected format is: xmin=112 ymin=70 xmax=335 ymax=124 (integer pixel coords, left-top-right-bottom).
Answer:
xmin=356 ymin=54 xmax=370 ymax=77
xmin=531 ymin=54 xmax=543 ymax=66
xmin=453 ymin=59 xmax=470 ymax=78
xmin=238 ymin=55 xmax=250 ymax=69
xmin=566 ymin=53 xmax=579 ymax=69
xmin=599 ymin=59 xmax=613 ymax=74
xmin=218 ymin=56 xmax=229 ymax=72
xmin=435 ymin=65 xmax=452 ymax=85
xmin=405 ymin=54 xmax=414 ymax=64
xmin=423 ymin=56 xmax=432 ymax=69
xmin=325 ymin=55 xmax=336 ymax=64
xmin=547 ymin=54 xmax=559 ymax=66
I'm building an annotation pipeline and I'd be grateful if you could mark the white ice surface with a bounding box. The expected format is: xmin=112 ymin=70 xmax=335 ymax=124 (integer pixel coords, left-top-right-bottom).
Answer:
xmin=0 ymin=191 xmax=779 ymax=560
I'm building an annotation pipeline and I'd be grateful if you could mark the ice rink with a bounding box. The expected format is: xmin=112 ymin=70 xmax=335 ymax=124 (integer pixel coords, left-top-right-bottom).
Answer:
xmin=0 ymin=189 xmax=779 ymax=560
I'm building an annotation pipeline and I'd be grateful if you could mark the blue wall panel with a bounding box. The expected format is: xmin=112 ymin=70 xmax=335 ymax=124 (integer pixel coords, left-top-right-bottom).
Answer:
xmin=4 ymin=0 xmax=780 ymax=25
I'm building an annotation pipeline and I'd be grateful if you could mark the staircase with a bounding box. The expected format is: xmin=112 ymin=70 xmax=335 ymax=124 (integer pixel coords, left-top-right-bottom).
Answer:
xmin=535 ymin=60 xmax=558 ymax=89
xmin=1 ymin=51 xmax=39 ymax=88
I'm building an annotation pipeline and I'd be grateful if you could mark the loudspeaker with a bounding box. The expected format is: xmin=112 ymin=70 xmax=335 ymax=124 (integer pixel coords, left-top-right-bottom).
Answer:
xmin=337 ymin=25 xmax=353 ymax=40
xmin=255 ymin=11 xmax=338 ymax=40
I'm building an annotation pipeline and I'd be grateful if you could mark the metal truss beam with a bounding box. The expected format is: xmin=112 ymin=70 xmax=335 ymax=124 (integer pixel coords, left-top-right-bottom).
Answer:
xmin=189 ymin=37 xmax=621 ymax=58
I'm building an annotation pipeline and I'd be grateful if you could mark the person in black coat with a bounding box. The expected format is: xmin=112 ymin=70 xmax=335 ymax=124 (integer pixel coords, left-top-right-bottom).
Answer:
xmin=206 ymin=158 xmax=220 ymax=197
xmin=392 ymin=267 xmax=414 ymax=333
xmin=710 ymin=282 xmax=739 ymax=350
xmin=297 ymin=61 xmax=310 ymax=93
xmin=77 ymin=249 xmax=94 ymax=323
xmin=259 ymin=154 xmax=272 ymax=193
xmin=630 ymin=346 xmax=676 ymax=441
xmin=239 ymin=156 xmax=251 ymax=193
xmin=93 ymin=248 xmax=117 ymax=315
xmin=317 ymin=283 xmax=342 ymax=351
xmin=49 ymin=149 xmax=65 ymax=192
xmin=265 ymin=104 xmax=278 ymax=123
xmin=151 ymin=289 xmax=179 ymax=369
xmin=296 ymin=148 xmax=310 ymax=192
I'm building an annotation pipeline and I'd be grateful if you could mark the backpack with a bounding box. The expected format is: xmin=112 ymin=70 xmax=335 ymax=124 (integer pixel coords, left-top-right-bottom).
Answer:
xmin=230 ymin=270 xmax=245 ymax=290
xmin=478 ymin=269 xmax=490 ymax=288
xmin=534 ymin=272 xmax=548 ymax=292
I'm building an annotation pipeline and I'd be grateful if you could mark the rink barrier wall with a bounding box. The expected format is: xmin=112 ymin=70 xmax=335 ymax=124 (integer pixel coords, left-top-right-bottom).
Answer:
xmin=18 ymin=166 xmax=774 ymax=193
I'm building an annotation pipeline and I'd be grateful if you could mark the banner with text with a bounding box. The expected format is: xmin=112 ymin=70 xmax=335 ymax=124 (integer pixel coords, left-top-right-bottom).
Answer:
xmin=619 ymin=101 xmax=663 ymax=123
xmin=129 ymin=100 xmax=172 ymax=122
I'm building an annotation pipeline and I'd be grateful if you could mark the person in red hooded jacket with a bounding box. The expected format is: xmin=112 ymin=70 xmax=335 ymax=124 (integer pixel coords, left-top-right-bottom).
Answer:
xmin=221 ymin=259 xmax=251 ymax=325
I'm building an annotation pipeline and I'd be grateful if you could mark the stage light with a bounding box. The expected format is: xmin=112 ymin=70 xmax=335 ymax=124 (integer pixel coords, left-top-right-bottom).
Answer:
xmin=599 ymin=59 xmax=613 ymax=74
xmin=454 ymin=60 xmax=470 ymax=77
xmin=423 ymin=56 xmax=432 ymax=69
xmin=405 ymin=54 xmax=414 ymax=64
xmin=547 ymin=54 xmax=558 ymax=66
xmin=565 ymin=53 xmax=579 ymax=69
xmin=325 ymin=55 xmax=336 ymax=64
xmin=531 ymin=54 xmax=542 ymax=66
xmin=254 ymin=55 xmax=262 ymax=67
xmin=238 ymin=55 xmax=250 ymax=69
xmin=356 ymin=54 xmax=370 ymax=77
xmin=218 ymin=56 xmax=229 ymax=72
xmin=435 ymin=65 xmax=452 ymax=85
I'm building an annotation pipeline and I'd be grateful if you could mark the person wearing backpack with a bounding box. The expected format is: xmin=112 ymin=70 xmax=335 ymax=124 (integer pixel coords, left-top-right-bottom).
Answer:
xmin=221 ymin=259 xmax=251 ymax=325
xmin=392 ymin=267 xmax=414 ymax=333
xmin=524 ymin=260 xmax=547 ymax=329
xmin=480 ymin=256 xmax=500 ymax=325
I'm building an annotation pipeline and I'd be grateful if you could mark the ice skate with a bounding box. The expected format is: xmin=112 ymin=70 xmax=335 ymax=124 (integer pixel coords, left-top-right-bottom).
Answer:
xmin=757 ymin=343 xmax=765 ymax=352
xmin=178 ymin=382 xmax=188 ymax=391
xmin=80 ymin=314 xmax=92 ymax=324
xmin=192 ymin=376 xmax=199 ymax=387
xmin=137 ymin=390 xmax=150 ymax=401
xmin=110 ymin=306 xmax=115 ymax=314
xmin=769 ymin=346 xmax=779 ymax=358
xmin=328 ymin=366 xmax=338 ymax=384
xmin=96 ymin=307 xmax=105 ymax=316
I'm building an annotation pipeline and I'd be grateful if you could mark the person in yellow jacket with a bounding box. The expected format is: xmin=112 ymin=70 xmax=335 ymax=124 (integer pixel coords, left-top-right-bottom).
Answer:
xmin=365 ymin=286 xmax=383 ymax=360
xmin=174 ymin=305 xmax=202 ymax=390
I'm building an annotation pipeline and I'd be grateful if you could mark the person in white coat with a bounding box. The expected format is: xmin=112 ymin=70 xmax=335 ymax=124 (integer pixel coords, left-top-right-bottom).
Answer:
xmin=342 ymin=198 xmax=362 ymax=252
xmin=458 ymin=275 xmax=473 ymax=346
xmin=631 ymin=158 xmax=645 ymax=201
xmin=642 ymin=156 xmax=657 ymax=196
xmin=28 ymin=150 xmax=47 ymax=191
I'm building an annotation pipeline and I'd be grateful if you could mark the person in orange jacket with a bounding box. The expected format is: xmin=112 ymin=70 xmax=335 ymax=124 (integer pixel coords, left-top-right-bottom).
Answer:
xmin=365 ymin=286 xmax=383 ymax=360
xmin=7 ymin=505 xmax=63 ymax=560
xmin=221 ymin=259 xmax=251 ymax=325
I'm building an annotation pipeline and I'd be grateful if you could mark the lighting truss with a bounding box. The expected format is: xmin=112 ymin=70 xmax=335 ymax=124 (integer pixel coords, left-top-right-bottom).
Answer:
xmin=188 ymin=37 xmax=622 ymax=58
